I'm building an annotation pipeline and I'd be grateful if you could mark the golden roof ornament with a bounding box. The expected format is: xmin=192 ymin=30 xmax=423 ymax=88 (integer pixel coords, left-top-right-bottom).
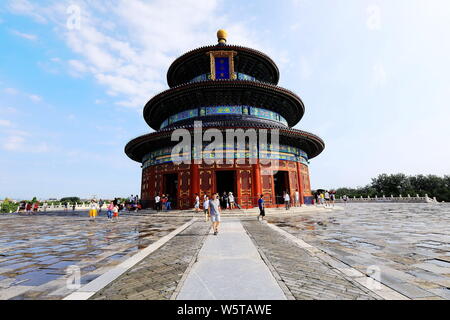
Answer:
xmin=217 ymin=29 xmax=227 ymax=44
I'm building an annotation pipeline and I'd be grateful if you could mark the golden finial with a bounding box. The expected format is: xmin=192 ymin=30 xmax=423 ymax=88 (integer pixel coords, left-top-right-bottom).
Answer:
xmin=217 ymin=29 xmax=227 ymax=44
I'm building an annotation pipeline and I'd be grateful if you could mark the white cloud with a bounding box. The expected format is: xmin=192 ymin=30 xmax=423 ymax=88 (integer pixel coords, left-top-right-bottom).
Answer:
xmin=372 ymin=63 xmax=387 ymax=87
xmin=11 ymin=29 xmax=38 ymax=41
xmin=0 ymin=119 xmax=12 ymax=127
xmin=29 ymin=94 xmax=42 ymax=102
xmin=68 ymin=59 xmax=89 ymax=77
xmin=0 ymin=107 xmax=18 ymax=114
xmin=9 ymin=0 xmax=261 ymax=109
xmin=38 ymin=57 xmax=63 ymax=74
xmin=366 ymin=4 xmax=382 ymax=31
xmin=1 ymin=129 xmax=50 ymax=153
xmin=7 ymin=0 xmax=47 ymax=23
xmin=3 ymin=87 xmax=43 ymax=103
xmin=2 ymin=135 xmax=26 ymax=151
xmin=4 ymin=87 xmax=19 ymax=95
xmin=290 ymin=23 xmax=301 ymax=31
xmin=299 ymin=56 xmax=313 ymax=80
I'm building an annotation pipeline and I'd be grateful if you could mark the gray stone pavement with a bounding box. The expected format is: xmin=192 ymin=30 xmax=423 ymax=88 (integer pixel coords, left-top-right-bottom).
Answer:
xmin=242 ymin=220 xmax=382 ymax=300
xmin=176 ymin=220 xmax=287 ymax=300
xmin=91 ymin=221 xmax=210 ymax=300
xmin=267 ymin=203 xmax=450 ymax=300
xmin=1 ymin=203 xmax=449 ymax=300
xmin=0 ymin=214 xmax=190 ymax=299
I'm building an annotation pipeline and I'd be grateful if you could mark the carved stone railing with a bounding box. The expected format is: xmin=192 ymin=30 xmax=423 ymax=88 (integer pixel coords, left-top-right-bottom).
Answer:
xmin=336 ymin=194 xmax=439 ymax=203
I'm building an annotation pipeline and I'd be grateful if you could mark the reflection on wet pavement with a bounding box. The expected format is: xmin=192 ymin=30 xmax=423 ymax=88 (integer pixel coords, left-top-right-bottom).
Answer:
xmin=268 ymin=203 xmax=450 ymax=300
xmin=0 ymin=214 xmax=190 ymax=300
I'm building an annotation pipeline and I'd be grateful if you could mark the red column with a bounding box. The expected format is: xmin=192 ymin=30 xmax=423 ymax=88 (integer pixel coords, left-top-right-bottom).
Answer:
xmin=252 ymin=161 xmax=262 ymax=206
xmin=190 ymin=163 xmax=200 ymax=206
xmin=296 ymin=161 xmax=305 ymax=205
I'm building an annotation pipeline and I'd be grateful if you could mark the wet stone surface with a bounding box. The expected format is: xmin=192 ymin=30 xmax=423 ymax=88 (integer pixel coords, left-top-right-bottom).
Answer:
xmin=243 ymin=220 xmax=381 ymax=300
xmin=91 ymin=221 xmax=210 ymax=300
xmin=267 ymin=203 xmax=450 ymax=300
xmin=0 ymin=214 xmax=190 ymax=300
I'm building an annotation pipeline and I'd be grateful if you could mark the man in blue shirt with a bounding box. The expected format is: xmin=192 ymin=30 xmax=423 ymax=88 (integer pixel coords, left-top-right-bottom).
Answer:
xmin=257 ymin=194 xmax=265 ymax=221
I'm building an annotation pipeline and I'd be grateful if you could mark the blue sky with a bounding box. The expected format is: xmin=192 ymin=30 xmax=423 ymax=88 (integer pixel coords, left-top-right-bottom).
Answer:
xmin=1 ymin=0 xmax=449 ymax=200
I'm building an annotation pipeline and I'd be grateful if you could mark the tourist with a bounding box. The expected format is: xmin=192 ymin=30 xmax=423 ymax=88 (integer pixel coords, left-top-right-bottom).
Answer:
xmin=112 ymin=202 xmax=119 ymax=222
xmin=314 ymin=192 xmax=319 ymax=206
xmin=99 ymin=199 xmax=104 ymax=212
xmin=107 ymin=201 xmax=114 ymax=220
xmin=203 ymin=195 xmax=209 ymax=222
xmin=330 ymin=191 xmax=335 ymax=207
xmin=228 ymin=192 xmax=235 ymax=210
xmin=284 ymin=191 xmax=290 ymax=210
xmin=26 ymin=202 xmax=32 ymax=214
xmin=33 ymin=201 xmax=39 ymax=213
xmin=72 ymin=202 xmax=76 ymax=211
xmin=343 ymin=194 xmax=348 ymax=205
xmin=89 ymin=200 xmax=98 ymax=221
xmin=194 ymin=193 xmax=200 ymax=212
xmin=155 ymin=194 xmax=161 ymax=211
xmin=221 ymin=192 xmax=228 ymax=210
xmin=295 ymin=189 xmax=300 ymax=207
xmin=161 ymin=194 xmax=167 ymax=211
xmin=166 ymin=194 xmax=172 ymax=211
xmin=208 ymin=193 xmax=221 ymax=235
xmin=64 ymin=202 xmax=68 ymax=212
xmin=43 ymin=202 xmax=48 ymax=212
xmin=324 ymin=190 xmax=330 ymax=207
xmin=319 ymin=192 xmax=325 ymax=206
xmin=257 ymin=194 xmax=265 ymax=221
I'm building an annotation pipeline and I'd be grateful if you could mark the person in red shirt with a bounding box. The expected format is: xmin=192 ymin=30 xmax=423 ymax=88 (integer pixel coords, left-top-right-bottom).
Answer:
xmin=26 ymin=202 xmax=32 ymax=214
xmin=161 ymin=194 xmax=167 ymax=211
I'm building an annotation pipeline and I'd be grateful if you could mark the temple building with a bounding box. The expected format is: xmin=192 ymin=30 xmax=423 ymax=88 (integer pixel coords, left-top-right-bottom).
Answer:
xmin=125 ymin=30 xmax=325 ymax=209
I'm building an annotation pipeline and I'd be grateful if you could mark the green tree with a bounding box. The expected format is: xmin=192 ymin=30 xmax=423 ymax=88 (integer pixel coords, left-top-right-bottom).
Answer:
xmin=1 ymin=198 xmax=18 ymax=213
xmin=333 ymin=173 xmax=450 ymax=202
xmin=60 ymin=197 xmax=80 ymax=204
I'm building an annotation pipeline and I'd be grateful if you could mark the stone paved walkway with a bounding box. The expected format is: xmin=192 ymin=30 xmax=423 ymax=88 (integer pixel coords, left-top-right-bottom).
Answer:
xmin=177 ymin=220 xmax=287 ymax=300
xmin=243 ymin=220 xmax=382 ymax=300
xmin=91 ymin=221 xmax=210 ymax=299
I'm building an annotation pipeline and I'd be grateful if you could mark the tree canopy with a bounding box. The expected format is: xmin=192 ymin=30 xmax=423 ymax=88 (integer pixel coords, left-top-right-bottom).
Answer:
xmin=331 ymin=173 xmax=450 ymax=202
xmin=60 ymin=197 xmax=81 ymax=204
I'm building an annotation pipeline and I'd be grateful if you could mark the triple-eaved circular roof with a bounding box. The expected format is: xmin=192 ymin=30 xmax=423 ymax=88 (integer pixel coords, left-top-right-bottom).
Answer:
xmin=125 ymin=33 xmax=325 ymax=164
xmin=143 ymin=80 xmax=305 ymax=131
xmin=167 ymin=44 xmax=280 ymax=87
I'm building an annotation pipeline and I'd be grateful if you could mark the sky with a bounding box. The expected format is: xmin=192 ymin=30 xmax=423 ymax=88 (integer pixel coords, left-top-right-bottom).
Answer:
xmin=0 ymin=0 xmax=449 ymax=200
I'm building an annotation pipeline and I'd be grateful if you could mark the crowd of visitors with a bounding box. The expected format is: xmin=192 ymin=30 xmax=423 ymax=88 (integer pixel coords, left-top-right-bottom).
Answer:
xmin=314 ymin=190 xmax=336 ymax=207
xmin=15 ymin=195 xmax=142 ymax=219
xmin=17 ymin=201 xmax=40 ymax=214
xmin=278 ymin=189 xmax=302 ymax=210
xmin=154 ymin=194 xmax=172 ymax=211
